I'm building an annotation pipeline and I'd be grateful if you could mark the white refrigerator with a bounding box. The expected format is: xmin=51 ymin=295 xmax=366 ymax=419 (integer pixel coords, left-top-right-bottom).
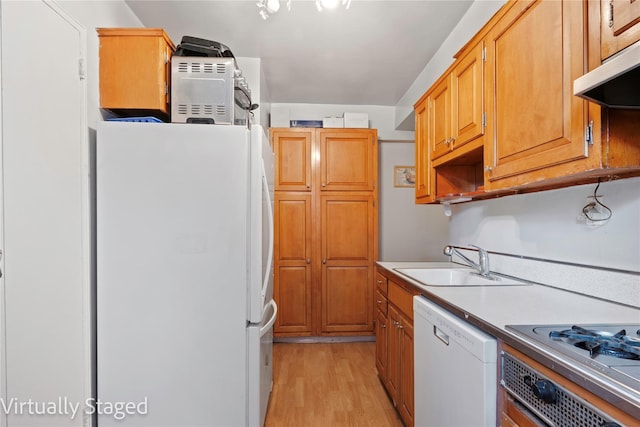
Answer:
xmin=96 ymin=121 xmax=276 ymax=426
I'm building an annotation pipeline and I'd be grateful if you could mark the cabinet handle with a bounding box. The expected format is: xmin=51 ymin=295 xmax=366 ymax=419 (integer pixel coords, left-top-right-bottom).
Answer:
xmin=376 ymin=279 xmax=383 ymax=284
xmin=306 ymin=184 xmax=310 ymax=189
xmin=322 ymin=259 xmax=326 ymax=264
xmin=484 ymin=165 xmax=493 ymax=172
xmin=306 ymin=259 xmax=311 ymax=264
xmin=609 ymin=0 xmax=614 ymax=28
xmin=377 ymin=300 xmax=383 ymax=305
xmin=381 ymin=324 xmax=386 ymax=329
xmin=444 ymin=138 xmax=451 ymax=146
xmin=322 ymin=183 xmax=326 ymax=187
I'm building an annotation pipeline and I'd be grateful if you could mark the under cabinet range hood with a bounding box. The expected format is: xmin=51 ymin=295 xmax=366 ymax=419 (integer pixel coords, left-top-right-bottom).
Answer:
xmin=574 ymin=40 xmax=640 ymax=108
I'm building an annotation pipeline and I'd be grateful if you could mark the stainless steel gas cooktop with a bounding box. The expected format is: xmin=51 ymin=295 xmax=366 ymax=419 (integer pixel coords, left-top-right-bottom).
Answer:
xmin=506 ymin=324 xmax=640 ymax=401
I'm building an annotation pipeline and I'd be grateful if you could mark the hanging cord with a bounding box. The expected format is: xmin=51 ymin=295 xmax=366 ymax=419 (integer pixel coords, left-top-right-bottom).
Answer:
xmin=582 ymin=178 xmax=612 ymax=222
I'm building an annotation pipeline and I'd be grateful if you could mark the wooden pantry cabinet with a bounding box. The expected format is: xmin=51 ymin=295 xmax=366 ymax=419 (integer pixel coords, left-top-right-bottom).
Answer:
xmin=272 ymin=128 xmax=378 ymax=337
xmin=98 ymin=28 xmax=175 ymax=120
xmin=413 ymin=0 xmax=640 ymax=204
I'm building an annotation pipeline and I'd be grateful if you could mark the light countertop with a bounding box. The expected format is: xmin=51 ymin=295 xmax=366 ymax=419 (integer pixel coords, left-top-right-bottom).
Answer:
xmin=376 ymin=261 xmax=640 ymax=418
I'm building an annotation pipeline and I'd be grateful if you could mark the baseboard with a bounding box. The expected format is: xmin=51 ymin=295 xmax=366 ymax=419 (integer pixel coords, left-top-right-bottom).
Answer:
xmin=274 ymin=336 xmax=376 ymax=344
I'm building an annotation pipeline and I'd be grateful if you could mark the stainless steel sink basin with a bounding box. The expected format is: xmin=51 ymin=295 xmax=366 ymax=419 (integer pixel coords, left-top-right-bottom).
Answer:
xmin=393 ymin=268 xmax=529 ymax=287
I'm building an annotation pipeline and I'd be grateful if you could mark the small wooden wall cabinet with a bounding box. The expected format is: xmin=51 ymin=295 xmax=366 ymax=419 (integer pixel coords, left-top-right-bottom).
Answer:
xmin=98 ymin=28 xmax=175 ymax=120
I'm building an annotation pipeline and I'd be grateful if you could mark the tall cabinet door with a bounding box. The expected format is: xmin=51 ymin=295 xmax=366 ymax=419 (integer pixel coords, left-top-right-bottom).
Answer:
xmin=272 ymin=128 xmax=313 ymax=191
xmin=320 ymin=194 xmax=375 ymax=333
xmin=1 ymin=2 xmax=90 ymax=425
xmin=273 ymin=193 xmax=313 ymax=334
xmin=319 ymin=129 xmax=376 ymax=191
xmin=484 ymin=0 xmax=590 ymax=187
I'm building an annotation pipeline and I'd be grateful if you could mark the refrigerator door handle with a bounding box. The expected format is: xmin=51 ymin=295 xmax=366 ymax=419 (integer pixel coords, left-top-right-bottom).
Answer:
xmin=261 ymin=162 xmax=274 ymax=306
xmin=260 ymin=299 xmax=278 ymax=337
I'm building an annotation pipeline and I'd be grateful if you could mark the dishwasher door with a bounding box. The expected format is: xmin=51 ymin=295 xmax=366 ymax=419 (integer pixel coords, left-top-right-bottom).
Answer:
xmin=414 ymin=296 xmax=497 ymax=427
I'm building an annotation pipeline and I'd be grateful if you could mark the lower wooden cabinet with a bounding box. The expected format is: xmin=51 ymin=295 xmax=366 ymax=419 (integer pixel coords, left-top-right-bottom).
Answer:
xmin=376 ymin=270 xmax=416 ymax=427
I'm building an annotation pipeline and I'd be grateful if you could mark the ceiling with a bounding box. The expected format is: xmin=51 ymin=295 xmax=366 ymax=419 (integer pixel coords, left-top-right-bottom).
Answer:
xmin=125 ymin=0 xmax=473 ymax=107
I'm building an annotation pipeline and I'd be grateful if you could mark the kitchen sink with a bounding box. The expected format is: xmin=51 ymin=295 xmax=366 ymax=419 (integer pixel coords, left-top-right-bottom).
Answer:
xmin=393 ymin=268 xmax=530 ymax=287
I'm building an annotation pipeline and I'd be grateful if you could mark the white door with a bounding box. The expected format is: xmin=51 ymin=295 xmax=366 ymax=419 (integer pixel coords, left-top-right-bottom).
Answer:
xmin=0 ymin=1 xmax=90 ymax=425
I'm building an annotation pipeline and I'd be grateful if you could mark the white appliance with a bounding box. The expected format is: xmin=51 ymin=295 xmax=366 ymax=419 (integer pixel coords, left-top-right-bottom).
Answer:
xmin=414 ymin=296 xmax=497 ymax=427
xmin=96 ymin=121 xmax=276 ymax=426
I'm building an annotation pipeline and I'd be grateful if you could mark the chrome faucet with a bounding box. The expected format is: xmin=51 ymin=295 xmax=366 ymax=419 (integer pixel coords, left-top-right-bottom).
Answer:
xmin=443 ymin=244 xmax=492 ymax=278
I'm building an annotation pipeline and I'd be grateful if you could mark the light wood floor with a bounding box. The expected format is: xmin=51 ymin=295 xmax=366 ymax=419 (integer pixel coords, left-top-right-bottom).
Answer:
xmin=264 ymin=341 xmax=404 ymax=426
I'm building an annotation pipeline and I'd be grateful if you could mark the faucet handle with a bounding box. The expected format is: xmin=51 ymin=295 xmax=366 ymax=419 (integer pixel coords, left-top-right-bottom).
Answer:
xmin=469 ymin=245 xmax=490 ymax=275
xmin=469 ymin=244 xmax=487 ymax=254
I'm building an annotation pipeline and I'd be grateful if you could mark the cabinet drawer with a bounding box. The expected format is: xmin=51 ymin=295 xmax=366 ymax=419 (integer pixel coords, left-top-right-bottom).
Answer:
xmin=375 ymin=288 xmax=388 ymax=317
xmin=375 ymin=271 xmax=388 ymax=295
xmin=388 ymin=280 xmax=415 ymax=321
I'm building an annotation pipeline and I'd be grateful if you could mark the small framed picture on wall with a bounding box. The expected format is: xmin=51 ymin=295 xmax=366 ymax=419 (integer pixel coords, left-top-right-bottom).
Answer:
xmin=394 ymin=166 xmax=415 ymax=187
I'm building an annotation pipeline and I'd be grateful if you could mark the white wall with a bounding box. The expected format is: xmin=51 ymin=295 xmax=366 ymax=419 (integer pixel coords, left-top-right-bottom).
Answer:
xmin=271 ymin=103 xmax=414 ymax=141
xmin=450 ymin=178 xmax=640 ymax=272
xmin=236 ymin=57 xmax=270 ymax=126
xmin=379 ymin=142 xmax=449 ymax=261
xmin=394 ymin=0 xmax=506 ymax=130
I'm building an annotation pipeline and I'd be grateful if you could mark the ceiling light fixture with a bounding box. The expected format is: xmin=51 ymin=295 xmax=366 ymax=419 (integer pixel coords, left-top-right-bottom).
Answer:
xmin=256 ymin=0 xmax=290 ymax=19
xmin=316 ymin=0 xmax=351 ymax=12
xmin=257 ymin=0 xmax=349 ymax=19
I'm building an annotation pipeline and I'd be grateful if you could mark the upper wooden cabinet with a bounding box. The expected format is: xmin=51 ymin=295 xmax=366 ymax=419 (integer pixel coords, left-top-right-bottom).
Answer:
xmin=319 ymin=130 xmax=377 ymax=191
xmin=98 ymin=28 xmax=175 ymax=120
xmin=272 ymin=128 xmax=313 ymax=191
xmin=425 ymin=41 xmax=485 ymax=163
xmin=484 ymin=0 xmax=590 ymax=189
xmin=414 ymin=98 xmax=433 ymax=203
xmin=272 ymin=128 xmax=377 ymax=192
xmin=413 ymin=0 xmax=640 ymax=204
xmin=428 ymin=75 xmax=453 ymax=161
xmin=601 ymin=0 xmax=640 ymax=59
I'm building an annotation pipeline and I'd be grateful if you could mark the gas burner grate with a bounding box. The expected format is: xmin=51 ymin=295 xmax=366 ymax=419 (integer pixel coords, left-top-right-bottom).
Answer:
xmin=549 ymin=325 xmax=640 ymax=360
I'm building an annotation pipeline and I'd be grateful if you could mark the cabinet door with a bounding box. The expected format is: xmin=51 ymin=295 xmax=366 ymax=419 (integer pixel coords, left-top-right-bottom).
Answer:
xmin=602 ymin=0 xmax=640 ymax=59
xmin=484 ymin=0 xmax=589 ymax=189
xmin=398 ymin=316 xmax=414 ymax=427
xmin=274 ymin=193 xmax=313 ymax=334
xmin=414 ymin=98 xmax=434 ymax=203
xmin=272 ymin=128 xmax=313 ymax=191
xmin=452 ymin=41 xmax=485 ymax=150
xmin=612 ymin=0 xmax=640 ymax=35
xmin=320 ymin=194 xmax=375 ymax=333
xmin=98 ymin=28 xmax=174 ymax=115
xmin=386 ymin=305 xmax=401 ymax=406
xmin=429 ymin=75 xmax=453 ymax=160
xmin=375 ymin=308 xmax=388 ymax=383
xmin=319 ymin=129 xmax=377 ymax=191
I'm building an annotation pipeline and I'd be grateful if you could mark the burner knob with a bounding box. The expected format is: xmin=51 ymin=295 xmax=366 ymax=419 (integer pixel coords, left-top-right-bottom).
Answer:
xmin=524 ymin=375 xmax=557 ymax=404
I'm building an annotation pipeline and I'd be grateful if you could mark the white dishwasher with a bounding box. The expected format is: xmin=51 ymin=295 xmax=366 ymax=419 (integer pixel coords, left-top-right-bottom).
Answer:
xmin=414 ymin=295 xmax=497 ymax=427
